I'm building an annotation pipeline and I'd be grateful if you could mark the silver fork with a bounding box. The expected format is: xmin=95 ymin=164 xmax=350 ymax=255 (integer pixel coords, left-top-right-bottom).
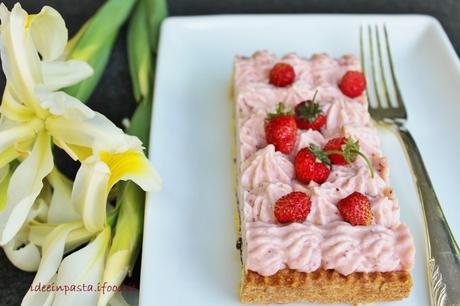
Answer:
xmin=361 ymin=25 xmax=460 ymax=306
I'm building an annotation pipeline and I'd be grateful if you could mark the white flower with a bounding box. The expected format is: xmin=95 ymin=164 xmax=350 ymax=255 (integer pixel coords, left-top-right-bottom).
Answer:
xmin=21 ymin=222 xmax=109 ymax=306
xmin=0 ymin=3 xmax=161 ymax=243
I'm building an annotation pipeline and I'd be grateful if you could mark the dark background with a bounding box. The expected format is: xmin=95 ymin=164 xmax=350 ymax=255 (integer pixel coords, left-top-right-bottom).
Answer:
xmin=0 ymin=0 xmax=459 ymax=305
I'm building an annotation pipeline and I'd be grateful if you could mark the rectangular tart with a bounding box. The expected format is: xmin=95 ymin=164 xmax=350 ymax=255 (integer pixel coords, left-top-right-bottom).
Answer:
xmin=233 ymin=51 xmax=415 ymax=304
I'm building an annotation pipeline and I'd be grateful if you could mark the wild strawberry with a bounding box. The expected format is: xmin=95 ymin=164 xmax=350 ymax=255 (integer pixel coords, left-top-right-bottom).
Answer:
xmin=339 ymin=71 xmax=366 ymax=98
xmin=294 ymin=91 xmax=326 ymax=130
xmin=265 ymin=103 xmax=297 ymax=154
xmin=294 ymin=145 xmax=331 ymax=184
xmin=274 ymin=191 xmax=311 ymax=223
xmin=337 ymin=191 xmax=373 ymax=225
xmin=324 ymin=137 xmax=351 ymax=165
xmin=323 ymin=137 xmax=375 ymax=177
xmin=269 ymin=63 xmax=296 ymax=87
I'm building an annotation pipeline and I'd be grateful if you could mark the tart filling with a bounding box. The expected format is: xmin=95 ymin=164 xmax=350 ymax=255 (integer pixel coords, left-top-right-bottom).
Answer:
xmin=234 ymin=51 xmax=415 ymax=278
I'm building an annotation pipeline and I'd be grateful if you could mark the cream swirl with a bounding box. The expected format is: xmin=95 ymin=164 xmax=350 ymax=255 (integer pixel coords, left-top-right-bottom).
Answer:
xmin=236 ymin=83 xmax=281 ymax=114
xmin=323 ymin=99 xmax=371 ymax=132
xmin=239 ymin=111 xmax=266 ymax=162
xmin=322 ymin=223 xmax=412 ymax=275
xmin=246 ymin=222 xmax=322 ymax=276
xmin=307 ymin=186 xmax=343 ymax=225
xmin=371 ymin=196 xmax=400 ymax=227
xmin=293 ymin=130 xmax=326 ymax=156
xmin=310 ymin=53 xmax=340 ymax=86
xmin=245 ymin=221 xmax=415 ymax=276
xmin=325 ymin=165 xmax=388 ymax=198
xmin=234 ymin=51 xmax=277 ymax=87
xmin=280 ymin=53 xmax=314 ymax=83
xmin=244 ymin=182 xmax=292 ymax=223
xmin=241 ymin=145 xmax=294 ymax=190
xmin=338 ymin=54 xmax=361 ymax=71
xmin=281 ymin=82 xmax=316 ymax=109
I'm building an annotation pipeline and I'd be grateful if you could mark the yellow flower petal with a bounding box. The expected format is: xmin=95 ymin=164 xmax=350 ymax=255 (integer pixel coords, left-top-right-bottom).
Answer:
xmin=0 ymin=85 xmax=35 ymax=122
xmin=42 ymin=60 xmax=93 ymax=91
xmin=100 ymin=150 xmax=162 ymax=191
xmin=46 ymin=169 xmax=80 ymax=223
xmin=36 ymin=86 xmax=94 ymax=120
xmin=97 ymin=250 xmax=129 ymax=306
xmin=53 ymin=140 xmax=93 ymax=161
xmin=0 ymin=166 xmax=11 ymax=212
xmin=29 ymin=6 xmax=67 ymax=61
xmin=107 ymin=292 xmax=129 ymax=306
xmin=53 ymin=226 xmax=110 ymax=306
xmin=0 ymin=3 xmax=44 ymax=115
xmin=0 ymin=132 xmax=53 ymax=245
xmin=3 ymin=226 xmax=40 ymax=272
xmin=28 ymin=221 xmax=94 ymax=253
xmin=0 ymin=138 xmax=36 ymax=169
xmin=46 ymin=112 xmax=142 ymax=154
xmin=0 ymin=146 xmax=20 ymax=170
xmin=0 ymin=117 xmax=42 ymax=153
xmin=71 ymin=157 xmax=110 ymax=232
xmin=22 ymin=222 xmax=82 ymax=306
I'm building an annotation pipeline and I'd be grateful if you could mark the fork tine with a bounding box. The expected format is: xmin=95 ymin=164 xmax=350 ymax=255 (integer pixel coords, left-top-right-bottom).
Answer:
xmin=383 ymin=24 xmax=405 ymax=110
xmin=359 ymin=25 xmax=371 ymax=105
xmin=375 ymin=25 xmax=391 ymax=107
xmin=368 ymin=25 xmax=383 ymax=108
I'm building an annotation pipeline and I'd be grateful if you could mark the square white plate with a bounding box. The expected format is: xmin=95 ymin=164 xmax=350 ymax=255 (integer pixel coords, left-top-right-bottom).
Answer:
xmin=140 ymin=14 xmax=460 ymax=306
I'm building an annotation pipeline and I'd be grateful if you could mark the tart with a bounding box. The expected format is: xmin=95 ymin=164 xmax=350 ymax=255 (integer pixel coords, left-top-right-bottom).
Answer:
xmin=233 ymin=51 xmax=415 ymax=304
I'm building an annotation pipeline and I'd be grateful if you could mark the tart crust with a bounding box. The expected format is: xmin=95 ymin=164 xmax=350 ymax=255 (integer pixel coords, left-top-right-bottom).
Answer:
xmin=240 ymin=268 xmax=412 ymax=304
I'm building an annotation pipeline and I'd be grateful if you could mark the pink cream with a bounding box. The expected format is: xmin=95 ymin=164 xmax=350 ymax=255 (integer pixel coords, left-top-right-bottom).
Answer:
xmin=234 ymin=51 xmax=415 ymax=277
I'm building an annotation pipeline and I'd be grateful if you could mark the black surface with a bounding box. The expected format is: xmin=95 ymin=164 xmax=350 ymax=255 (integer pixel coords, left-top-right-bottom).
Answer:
xmin=0 ymin=0 xmax=459 ymax=305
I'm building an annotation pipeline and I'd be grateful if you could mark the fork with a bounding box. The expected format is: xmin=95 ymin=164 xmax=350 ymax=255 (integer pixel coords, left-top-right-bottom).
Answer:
xmin=360 ymin=25 xmax=460 ymax=306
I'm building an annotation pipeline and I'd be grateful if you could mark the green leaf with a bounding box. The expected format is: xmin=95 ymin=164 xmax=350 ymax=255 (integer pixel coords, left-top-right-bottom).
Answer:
xmin=309 ymin=144 xmax=331 ymax=167
xmin=63 ymin=0 xmax=137 ymax=102
xmin=127 ymin=0 xmax=168 ymax=146
xmin=144 ymin=0 xmax=168 ymax=51
xmin=127 ymin=0 xmax=152 ymax=103
xmin=109 ymin=0 xmax=168 ymax=284
xmin=128 ymin=98 xmax=152 ymax=147
xmin=342 ymin=138 xmax=360 ymax=164
xmin=267 ymin=102 xmax=293 ymax=119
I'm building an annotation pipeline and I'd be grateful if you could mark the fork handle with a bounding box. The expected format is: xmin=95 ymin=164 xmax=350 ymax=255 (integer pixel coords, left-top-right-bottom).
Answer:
xmin=393 ymin=123 xmax=460 ymax=306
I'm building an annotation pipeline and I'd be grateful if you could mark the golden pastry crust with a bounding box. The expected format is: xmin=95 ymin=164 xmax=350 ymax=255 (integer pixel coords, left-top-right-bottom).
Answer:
xmin=240 ymin=268 xmax=412 ymax=304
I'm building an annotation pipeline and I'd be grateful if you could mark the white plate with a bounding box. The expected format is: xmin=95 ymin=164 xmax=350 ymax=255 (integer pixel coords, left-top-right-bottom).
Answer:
xmin=140 ymin=15 xmax=460 ymax=306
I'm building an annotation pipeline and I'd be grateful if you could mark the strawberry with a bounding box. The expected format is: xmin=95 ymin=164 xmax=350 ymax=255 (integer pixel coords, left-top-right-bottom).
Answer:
xmin=339 ymin=71 xmax=366 ymax=98
xmin=323 ymin=137 xmax=375 ymax=177
xmin=337 ymin=191 xmax=373 ymax=225
xmin=274 ymin=191 xmax=311 ymax=223
xmin=294 ymin=91 xmax=326 ymax=130
xmin=324 ymin=137 xmax=352 ymax=165
xmin=269 ymin=63 xmax=296 ymax=87
xmin=265 ymin=103 xmax=297 ymax=154
xmin=294 ymin=145 xmax=331 ymax=184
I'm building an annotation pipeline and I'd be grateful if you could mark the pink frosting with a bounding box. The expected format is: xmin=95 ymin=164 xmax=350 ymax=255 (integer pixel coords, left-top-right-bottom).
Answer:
xmin=234 ymin=51 xmax=415 ymax=277
xmin=293 ymin=129 xmax=326 ymax=156
xmin=239 ymin=111 xmax=266 ymax=162
xmin=246 ymin=222 xmax=414 ymax=276
xmin=241 ymin=144 xmax=294 ymax=190
xmin=244 ymin=182 xmax=292 ymax=223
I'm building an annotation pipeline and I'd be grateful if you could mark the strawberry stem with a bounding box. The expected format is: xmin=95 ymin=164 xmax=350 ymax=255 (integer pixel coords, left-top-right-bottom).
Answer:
xmin=350 ymin=150 xmax=375 ymax=178
xmin=324 ymin=138 xmax=375 ymax=178
xmin=324 ymin=149 xmax=353 ymax=166
xmin=311 ymin=90 xmax=318 ymax=103
xmin=268 ymin=102 xmax=293 ymax=119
